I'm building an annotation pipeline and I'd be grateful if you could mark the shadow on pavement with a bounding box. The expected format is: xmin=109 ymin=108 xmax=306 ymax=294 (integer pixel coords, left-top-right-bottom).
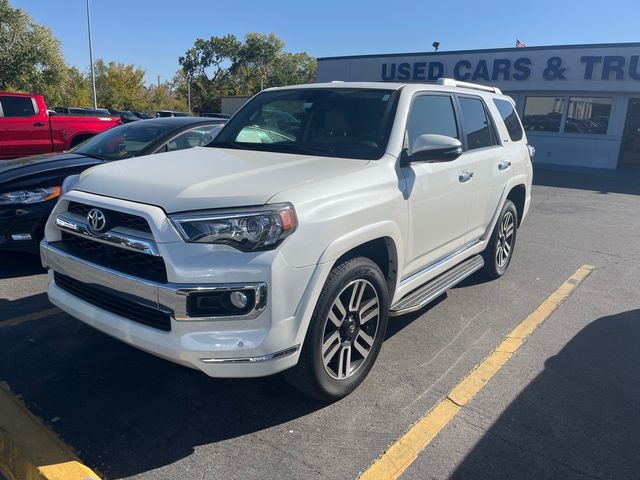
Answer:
xmin=451 ymin=309 xmax=640 ymax=480
xmin=0 ymin=250 xmax=45 ymax=279
xmin=0 ymin=312 xmax=326 ymax=479
xmin=0 ymin=292 xmax=53 ymax=322
xmin=533 ymin=166 xmax=640 ymax=196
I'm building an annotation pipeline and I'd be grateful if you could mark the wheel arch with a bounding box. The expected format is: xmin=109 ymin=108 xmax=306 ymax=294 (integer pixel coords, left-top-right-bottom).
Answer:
xmin=506 ymin=183 xmax=526 ymax=226
xmin=332 ymin=236 xmax=399 ymax=300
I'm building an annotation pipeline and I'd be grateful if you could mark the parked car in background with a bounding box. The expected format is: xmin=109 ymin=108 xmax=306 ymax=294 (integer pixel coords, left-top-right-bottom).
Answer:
xmin=156 ymin=110 xmax=189 ymax=118
xmin=54 ymin=107 xmax=111 ymax=116
xmin=110 ymin=109 xmax=140 ymax=124
xmin=132 ymin=111 xmax=155 ymax=120
xmin=0 ymin=117 xmax=224 ymax=252
xmin=0 ymin=93 xmax=121 ymax=160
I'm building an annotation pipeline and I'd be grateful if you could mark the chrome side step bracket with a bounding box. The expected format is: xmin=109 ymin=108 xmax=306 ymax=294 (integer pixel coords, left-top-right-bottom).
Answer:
xmin=389 ymin=255 xmax=484 ymax=316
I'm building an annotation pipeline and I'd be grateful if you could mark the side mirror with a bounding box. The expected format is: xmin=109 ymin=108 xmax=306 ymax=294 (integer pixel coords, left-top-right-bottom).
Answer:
xmin=402 ymin=134 xmax=463 ymax=165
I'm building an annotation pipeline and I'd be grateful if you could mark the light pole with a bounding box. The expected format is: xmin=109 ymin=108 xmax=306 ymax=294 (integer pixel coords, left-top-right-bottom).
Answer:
xmin=187 ymin=75 xmax=191 ymax=115
xmin=86 ymin=0 xmax=97 ymax=109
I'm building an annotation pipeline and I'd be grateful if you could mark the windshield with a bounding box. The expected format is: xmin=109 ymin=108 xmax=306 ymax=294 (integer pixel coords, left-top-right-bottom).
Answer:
xmin=72 ymin=122 xmax=176 ymax=160
xmin=210 ymin=88 xmax=399 ymax=160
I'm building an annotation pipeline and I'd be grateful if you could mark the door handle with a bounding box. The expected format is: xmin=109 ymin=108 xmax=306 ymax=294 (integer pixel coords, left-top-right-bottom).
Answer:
xmin=458 ymin=169 xmax=474 ymax=183
xmin=33 ymin=122 xmax=46 ymax=127
xmin=498 ymin=160 xmax=512 ymax=171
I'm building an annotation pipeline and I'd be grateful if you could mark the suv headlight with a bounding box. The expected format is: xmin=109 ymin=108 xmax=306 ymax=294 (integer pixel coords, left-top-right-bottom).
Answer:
xmin=0 ymin=186 xmax=61 ymax=205
xmin=170 ymin=203 xmax=297 ymax=252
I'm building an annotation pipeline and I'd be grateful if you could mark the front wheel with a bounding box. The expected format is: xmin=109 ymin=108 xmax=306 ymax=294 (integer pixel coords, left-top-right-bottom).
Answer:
xmin=482 ymin=199 xmax=518 ymax=279
xmin=285 ymin=257 xmax=389 ymax=401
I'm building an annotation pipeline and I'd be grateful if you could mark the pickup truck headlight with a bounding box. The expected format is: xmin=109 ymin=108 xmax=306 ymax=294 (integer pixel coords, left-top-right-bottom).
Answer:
xmin=0 ymin=186 xmax=61 ymax=205
xmin=170 ymin=203 xmax=297 ymax=251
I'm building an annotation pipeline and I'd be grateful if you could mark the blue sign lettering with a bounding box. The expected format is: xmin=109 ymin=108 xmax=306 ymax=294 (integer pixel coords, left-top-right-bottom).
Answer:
xmin=630 ymin=56 xmax=640 ymax=80
xmin=472 ymin=60 xmax=489 ymax=81
xmin=602 ymin=56 xmax=625 ymax=80
xmin=492 ymin=59 xmax=511 ymax=81
xmin=428 ymin=62 xmax=444 ymax=81
xmin=513 ymin=58 xmax=531 ymax=80
xmin=454 ymin=60 xmax=472 ymax=80
xmin=412 ymin=62 xmax=427 ymax=80
xmin=379 ymin=54 xmax=639 ymax=83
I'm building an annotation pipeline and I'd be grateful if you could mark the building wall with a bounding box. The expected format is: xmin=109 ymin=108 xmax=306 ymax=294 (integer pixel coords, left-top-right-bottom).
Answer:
xmin=317 ymin=43 xmax=640 ymax=169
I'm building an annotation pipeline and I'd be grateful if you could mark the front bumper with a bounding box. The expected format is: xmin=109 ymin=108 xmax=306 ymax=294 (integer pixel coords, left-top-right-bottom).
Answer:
xmin=41 ymin=240 xmax=305 ymax=377
xmin=0 ymin=201 xmax=55 ymax=252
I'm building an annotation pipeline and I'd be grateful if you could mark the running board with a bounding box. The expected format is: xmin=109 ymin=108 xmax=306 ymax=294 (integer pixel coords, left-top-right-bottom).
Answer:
xmin=389 ymin=255 xmax=484 ymax=316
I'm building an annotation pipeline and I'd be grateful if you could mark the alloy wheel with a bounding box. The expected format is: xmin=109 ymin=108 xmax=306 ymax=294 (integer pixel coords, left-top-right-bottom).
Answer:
xmin=496 ymin=211 xmax=515 ymax=268
xmin=321 ymin=279 xmax=380 ymax=380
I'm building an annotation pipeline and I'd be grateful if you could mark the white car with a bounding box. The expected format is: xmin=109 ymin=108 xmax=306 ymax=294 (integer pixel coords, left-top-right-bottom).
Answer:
xmin=41 ymin=79 xmax=533 ymax=400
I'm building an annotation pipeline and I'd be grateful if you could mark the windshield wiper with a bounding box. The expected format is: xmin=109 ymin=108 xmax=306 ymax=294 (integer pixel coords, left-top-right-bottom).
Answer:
xmin=290 ymin=145 xmax=335 ymax=156
xmin=74 ymin=152 xmax=107 ymax=161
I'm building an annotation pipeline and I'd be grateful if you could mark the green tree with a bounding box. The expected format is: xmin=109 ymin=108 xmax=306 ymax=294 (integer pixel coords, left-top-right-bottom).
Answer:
xmin=0 ymin=0 xmax=66 ymax=104
xmin=94 ymin=59 xmax=147 ymax=110
xmin=57 ymin=67 xmax=92 ymax=107
xmin=179 ymin=32 xmax=317 ymax=112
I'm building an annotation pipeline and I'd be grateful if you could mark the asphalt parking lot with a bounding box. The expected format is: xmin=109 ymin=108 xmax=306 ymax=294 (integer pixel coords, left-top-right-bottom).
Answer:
xmin=1 ymin=167 xmax=639 ymax=480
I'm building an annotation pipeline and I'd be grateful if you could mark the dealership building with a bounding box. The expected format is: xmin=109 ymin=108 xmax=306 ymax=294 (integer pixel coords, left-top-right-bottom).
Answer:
xmin=317 ymin=42 xmax=640 ymax=170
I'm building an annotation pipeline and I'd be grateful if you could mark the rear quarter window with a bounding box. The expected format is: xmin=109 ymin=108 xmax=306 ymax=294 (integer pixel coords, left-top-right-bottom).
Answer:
xmin=0 ymin=96 xmax=37 ymax=117
xmin=493 ymin=99 xmax=524 ymax=141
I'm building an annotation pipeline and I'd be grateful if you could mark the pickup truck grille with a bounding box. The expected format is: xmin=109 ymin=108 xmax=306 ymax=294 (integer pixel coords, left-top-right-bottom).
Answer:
xmin=54 ymin=272 xmax=172 ymax=331
xmin=54 ymin=232 xmax=167 ymax=283
xmin=67 ymin=201 xmax=152 ymax=233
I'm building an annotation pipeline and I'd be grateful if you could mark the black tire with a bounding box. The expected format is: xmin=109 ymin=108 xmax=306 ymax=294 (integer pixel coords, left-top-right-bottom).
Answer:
xmin=482 ymin=199 xmax=518 ymax=279
xmin=285 ymin=257 xmax=389 ymax=401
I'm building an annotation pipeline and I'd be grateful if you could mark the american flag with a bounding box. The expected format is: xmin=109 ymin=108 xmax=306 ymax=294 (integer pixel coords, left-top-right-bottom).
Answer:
xmin=516 ymin=39 xmax=526 ymax=48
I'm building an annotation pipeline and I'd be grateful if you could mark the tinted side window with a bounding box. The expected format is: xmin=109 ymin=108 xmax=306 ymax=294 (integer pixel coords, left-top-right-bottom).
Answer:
xmin=493 ymin=99 xmax=524 ymax=141
xmin=406 ymin=95 xmax=458 ymax=149
xmin=459 ymin=97 xmax=496 ymax=150
xmin=0 ymin=96 xmax=37 ymax=117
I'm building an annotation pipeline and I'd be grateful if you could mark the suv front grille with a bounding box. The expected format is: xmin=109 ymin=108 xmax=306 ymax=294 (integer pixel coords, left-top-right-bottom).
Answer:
xmin=54 ymin=232 xmax=167 ymax=283
xmin=67 ymin=201 xmax=152 ymax=233
xmin=54 ymin=272 xmax=172 ymax=331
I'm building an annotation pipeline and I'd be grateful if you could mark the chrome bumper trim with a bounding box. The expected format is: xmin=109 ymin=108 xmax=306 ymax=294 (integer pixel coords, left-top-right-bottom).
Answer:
xmin=41 ymin=241 xmax=267 ymax=321
xmin=199 ymin=345 xmax=300 ymax=364
xmin=55 ymin=214 xmax=160 ymax=256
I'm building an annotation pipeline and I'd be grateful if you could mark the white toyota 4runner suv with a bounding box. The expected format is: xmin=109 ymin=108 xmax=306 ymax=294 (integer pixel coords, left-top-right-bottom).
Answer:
xmin=42 ymin=79 xmax=533 ymax=400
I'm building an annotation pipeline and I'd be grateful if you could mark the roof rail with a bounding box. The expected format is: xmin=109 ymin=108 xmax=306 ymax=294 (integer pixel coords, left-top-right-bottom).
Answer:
xmin=436 ymin=78 xmax=502 ymax=94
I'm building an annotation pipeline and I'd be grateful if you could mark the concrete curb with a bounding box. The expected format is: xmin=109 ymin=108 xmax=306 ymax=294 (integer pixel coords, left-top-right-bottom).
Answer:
xmin=0 ymin=382 xmax=100 ymax=480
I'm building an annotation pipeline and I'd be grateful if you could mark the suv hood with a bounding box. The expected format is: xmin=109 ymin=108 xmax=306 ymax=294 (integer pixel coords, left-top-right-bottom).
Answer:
xmin=75 ymin=147 xmax=368 ymax=213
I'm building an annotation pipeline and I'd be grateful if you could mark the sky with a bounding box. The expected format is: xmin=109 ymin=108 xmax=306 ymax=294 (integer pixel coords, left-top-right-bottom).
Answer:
xmin=11 ymin=0 xmax=640 ymax=85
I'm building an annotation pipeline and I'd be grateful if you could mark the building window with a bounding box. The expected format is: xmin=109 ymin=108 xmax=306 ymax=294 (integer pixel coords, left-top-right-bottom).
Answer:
xmin=493 ymin=99 xmax=524 ymax=141
xmin=565 ymin=97 xmax=612 ymax=135
xmin=523 ymin=97 xmax=564 ymax=132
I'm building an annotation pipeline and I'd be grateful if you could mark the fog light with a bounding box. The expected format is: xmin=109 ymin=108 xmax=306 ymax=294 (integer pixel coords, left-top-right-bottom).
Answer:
xmin=11 ymin=233 xmax=32 ymax=241
xmin=230 ymin=291 xmax=248 ymax=309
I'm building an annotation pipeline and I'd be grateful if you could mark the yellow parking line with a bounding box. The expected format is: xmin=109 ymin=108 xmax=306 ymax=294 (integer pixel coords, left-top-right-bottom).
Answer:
xmin=0 ymin=382 xmax=101 ymax=480
xmin=0 ymin=307 xmax=61 ymax=329
xmin=360 ymin=264 xmax=594 ymax=480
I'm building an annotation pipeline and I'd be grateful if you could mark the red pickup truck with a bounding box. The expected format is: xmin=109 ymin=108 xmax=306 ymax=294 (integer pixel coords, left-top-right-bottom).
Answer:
xmin=0 ymin=92 xmax=122 ymax=160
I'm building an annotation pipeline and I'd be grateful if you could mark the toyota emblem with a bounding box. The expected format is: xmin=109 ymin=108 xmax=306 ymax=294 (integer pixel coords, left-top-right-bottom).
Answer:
xmin=87 ymin=208 xmax=107 ymax=233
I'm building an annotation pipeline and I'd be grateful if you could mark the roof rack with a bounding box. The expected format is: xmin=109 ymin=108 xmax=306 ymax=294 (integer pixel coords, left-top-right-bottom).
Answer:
xmin=436 ymin=78 xmax=502 ymax=94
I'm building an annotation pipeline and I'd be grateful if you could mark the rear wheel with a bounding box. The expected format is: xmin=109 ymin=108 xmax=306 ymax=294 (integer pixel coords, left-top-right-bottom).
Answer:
xmin=285 ymin=257 xmax=389 ymax=401
xmin=482 ymin=199 xmax=518 ymax=279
